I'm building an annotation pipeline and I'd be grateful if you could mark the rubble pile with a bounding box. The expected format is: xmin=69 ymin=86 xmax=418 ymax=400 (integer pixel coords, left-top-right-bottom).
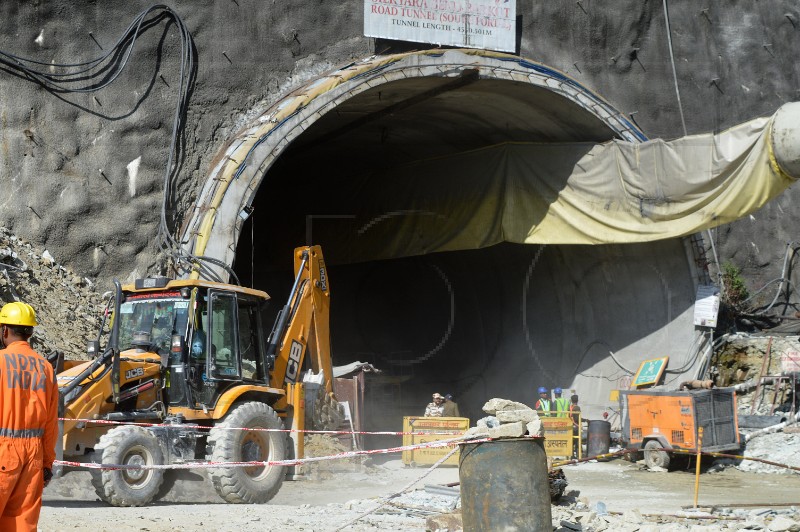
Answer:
xmin=739 ymin=429 xmax=800 ymax=474
xmin=465 ymin=397 xmax=544 ymax=439
xmin=412 ymin=489 xmax=800 ymax=531
xmin=736 ymin=388 xmax=800 ymax=474
xmin=550 ymin=499 xmax=800 ymax=532
xmin=0 ymin=226 xmax=104 ymax=359
xmin=302 ymin=434 xmax=366 ymax=479
xmin=381 ymin=489 xmax=460 ymax=515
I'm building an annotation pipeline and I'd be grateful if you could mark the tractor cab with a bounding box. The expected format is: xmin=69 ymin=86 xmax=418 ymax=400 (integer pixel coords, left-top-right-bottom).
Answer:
xmin=112 ymin=278 xmax=272 ymax=414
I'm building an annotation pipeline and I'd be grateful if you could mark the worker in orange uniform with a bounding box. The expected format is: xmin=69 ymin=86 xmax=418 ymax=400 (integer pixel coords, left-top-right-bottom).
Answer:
xmin=0 ymin=302 xmax=58 ymax=532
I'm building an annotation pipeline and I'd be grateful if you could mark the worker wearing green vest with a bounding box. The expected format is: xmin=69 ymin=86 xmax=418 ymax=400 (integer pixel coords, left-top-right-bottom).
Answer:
xmin=535 ymin=386 xmax=552 ymax=416
xmin=554 ymin=387 xmax=570 ymax=418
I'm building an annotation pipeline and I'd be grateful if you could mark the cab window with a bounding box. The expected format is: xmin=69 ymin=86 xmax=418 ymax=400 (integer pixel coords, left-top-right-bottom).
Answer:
xmin=238 ymin=300 xmax=263 ymax=380
xmin=209 ymin=292 xmax=239 ymax=378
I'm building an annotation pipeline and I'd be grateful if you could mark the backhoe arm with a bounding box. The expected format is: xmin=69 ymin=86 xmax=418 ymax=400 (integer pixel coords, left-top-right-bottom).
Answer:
xmin=267 ymin=245 xmax=334 ymax=393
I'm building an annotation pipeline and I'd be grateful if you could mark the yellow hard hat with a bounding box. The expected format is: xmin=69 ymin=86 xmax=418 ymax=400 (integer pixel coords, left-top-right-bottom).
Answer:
xmin=0 ymin=302 xmax=38 ymax=327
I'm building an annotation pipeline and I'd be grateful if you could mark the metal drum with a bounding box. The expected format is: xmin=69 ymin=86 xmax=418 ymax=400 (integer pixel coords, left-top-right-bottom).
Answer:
xmin=459 ymin=438 xmax=552 ymax=532
xmin=587 ymin=420 xmax=611 ymax=458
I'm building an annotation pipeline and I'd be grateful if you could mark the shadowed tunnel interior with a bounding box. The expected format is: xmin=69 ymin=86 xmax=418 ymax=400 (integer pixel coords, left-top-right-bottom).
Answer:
xmin=230 ymin=74 xmax=699 ymax=438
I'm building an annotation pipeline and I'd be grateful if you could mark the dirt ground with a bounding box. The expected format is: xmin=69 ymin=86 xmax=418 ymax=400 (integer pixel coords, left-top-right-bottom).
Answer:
xmin=40 ymin=457 xmax=800 ymax=531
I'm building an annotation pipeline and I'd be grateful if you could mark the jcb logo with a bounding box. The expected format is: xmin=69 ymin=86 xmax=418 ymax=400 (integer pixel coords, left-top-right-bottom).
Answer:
xmin=125 ymin=367 xmax=144 ymax=380
xmin=285 ymin=340 xmax=304 ymax=384
xmin=318 ymin=262 xmax=328 ymax=292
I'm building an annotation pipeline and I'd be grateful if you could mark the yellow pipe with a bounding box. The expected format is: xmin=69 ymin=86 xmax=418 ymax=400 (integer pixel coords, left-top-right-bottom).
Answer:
xmin=766 ymin=117 xmax=798 ymax=183
xmin=693 ymin=426 xmax=703 ymax=508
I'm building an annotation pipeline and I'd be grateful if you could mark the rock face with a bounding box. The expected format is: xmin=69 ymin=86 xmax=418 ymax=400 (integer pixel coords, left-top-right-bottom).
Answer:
xmin=0 ymin=1 xmax=797 ymax=296
xmin=0 ymin=227 xmax=104 ymax=359
xmin=715 ymin=336 xmax=800 ymax=387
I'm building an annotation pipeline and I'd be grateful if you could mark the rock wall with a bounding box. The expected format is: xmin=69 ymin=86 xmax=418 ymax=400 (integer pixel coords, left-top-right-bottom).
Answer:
xmin=0 ymin=0 xmax=797 ymax=304
xmin=0 ymin=227 xmax=103 ymax=358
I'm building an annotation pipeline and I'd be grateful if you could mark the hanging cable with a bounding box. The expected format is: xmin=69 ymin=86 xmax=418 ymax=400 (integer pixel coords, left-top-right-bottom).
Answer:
xmin=662 ymin=0 xmax=688 ymax=136
xmin=744 ymin=241 xmax=799 ymax=315
xmin=664 ymin=329 xmax=707 ymax=374
xmin=1 ymin=5 xmax=237 ymax=283
xmin=0 ymin=9 xmax=171 ymax=94
xmin=571 ymin=339 xmax=636 ymax=376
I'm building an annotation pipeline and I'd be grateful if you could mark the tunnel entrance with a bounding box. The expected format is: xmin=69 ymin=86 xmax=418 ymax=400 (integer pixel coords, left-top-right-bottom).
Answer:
xmin=186 ymin=50 xmax=702 ymax=438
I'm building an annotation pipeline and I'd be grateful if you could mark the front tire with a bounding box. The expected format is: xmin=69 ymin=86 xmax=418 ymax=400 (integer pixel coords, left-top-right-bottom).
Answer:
xmin=644 ymin=440 xmax=671 ymax=470
xmin=91 ymin=426 xmax=165 ymax=507
xmin=207 ymin=402 xmax=286 ymax=503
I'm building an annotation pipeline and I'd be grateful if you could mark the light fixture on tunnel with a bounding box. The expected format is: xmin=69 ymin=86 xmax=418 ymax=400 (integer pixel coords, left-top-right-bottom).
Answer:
xmin=238 ymin=205 xmax=254 ymax=221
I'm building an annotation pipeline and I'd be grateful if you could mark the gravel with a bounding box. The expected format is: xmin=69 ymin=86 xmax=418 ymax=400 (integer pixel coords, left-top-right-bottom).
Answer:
xmin=734 ymin=382 xmax=800 ymax=475
xmin=738 ymin=430 xmax=800 ymax=474
xmin=549 ymin=499 xmax=800 ymax=531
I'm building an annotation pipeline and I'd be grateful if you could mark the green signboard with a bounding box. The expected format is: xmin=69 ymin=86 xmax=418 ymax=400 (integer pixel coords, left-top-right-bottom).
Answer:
xmin=632 ymin=357 xmax=669 ymax=388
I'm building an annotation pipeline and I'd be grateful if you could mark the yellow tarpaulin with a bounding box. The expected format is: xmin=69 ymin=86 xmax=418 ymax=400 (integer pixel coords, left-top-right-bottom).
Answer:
xmin=324 ymin=113 xmax=795 ymax=263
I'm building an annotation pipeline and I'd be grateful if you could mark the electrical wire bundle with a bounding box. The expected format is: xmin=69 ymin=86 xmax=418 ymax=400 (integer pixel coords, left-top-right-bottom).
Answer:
xmin=0 ymin=4 xmax=237 ymax=284
xmin=740 ymin=241 xmax=799 ymax=317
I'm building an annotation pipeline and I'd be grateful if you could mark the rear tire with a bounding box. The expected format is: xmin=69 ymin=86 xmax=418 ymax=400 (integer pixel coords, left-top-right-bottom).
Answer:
xmin=91 ymin=426 xmax=165 ymax=507
xmin=644 ymin=440 xmax=671 ymax=470
xmin=207 ymin=402 xmax=286 ymax=503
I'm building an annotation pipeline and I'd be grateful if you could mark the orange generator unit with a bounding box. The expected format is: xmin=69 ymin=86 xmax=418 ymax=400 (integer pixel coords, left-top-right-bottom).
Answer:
xmin=620 ymin=388 xmax=741 ymax=469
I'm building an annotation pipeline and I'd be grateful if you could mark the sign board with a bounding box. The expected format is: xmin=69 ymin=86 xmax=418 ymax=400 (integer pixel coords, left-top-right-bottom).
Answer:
xmin=782 ymin=350 xmax=800 ymax=373
xmin=542 ymin=417 xmax=573 ymax=458
xmin=693 ymin=284 xmax=720 ymax=328
xmin=364 ymin=0 xmax=517 ymax=53
xmin=632 ymin=357 xmax=669 ymax=388
xmin=402 ymin=416 xmax=469 ymax=466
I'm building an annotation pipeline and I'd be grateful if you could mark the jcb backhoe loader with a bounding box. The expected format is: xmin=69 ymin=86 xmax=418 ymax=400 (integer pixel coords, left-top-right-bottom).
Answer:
xmin=55 ymin=245 xmax=342 ymax=506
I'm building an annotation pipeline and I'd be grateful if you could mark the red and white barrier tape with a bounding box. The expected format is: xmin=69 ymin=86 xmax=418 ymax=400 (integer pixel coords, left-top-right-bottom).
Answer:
xmin=54 ymin=435 xmax=516 ymax=471
xmin=59 ymin=417 xmax=464 ymax=436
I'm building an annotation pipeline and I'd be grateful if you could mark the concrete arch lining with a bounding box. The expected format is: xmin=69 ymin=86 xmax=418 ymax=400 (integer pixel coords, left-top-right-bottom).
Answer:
xmin=182 ymin=49 xmax=646 ymax=280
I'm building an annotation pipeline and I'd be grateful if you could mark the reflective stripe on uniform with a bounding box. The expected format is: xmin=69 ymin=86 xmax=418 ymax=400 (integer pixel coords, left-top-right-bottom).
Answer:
xmin=0 ymin=427 xmax=44 ymax=438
